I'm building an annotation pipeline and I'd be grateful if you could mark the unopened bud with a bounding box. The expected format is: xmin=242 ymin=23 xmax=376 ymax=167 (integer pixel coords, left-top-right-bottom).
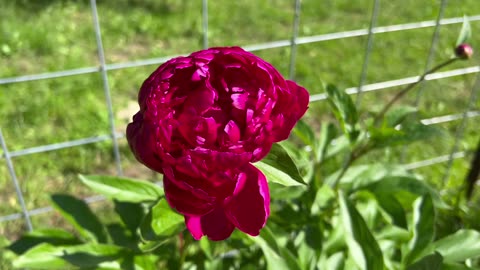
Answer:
xmin=455 ymin=43 xmax=474 ymax=59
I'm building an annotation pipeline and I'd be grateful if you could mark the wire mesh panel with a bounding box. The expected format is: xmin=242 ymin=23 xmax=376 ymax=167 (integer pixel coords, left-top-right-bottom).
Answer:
xmin=1 ymin=0 xmax=479 ymax=236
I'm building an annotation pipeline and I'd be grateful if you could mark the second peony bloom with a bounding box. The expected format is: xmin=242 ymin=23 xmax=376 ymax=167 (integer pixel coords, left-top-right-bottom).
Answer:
xmin=127 ymin=46 xmax=309 ymax=241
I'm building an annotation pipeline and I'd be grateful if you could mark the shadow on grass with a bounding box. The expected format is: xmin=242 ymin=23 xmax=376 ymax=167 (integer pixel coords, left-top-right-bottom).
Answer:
xmin=11 ymin=0 xmax=177 ymax=15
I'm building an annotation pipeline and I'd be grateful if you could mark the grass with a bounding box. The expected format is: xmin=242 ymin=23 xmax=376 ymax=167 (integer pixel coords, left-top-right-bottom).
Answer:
xmin=1 ymin=0 xmax=480 ymax=252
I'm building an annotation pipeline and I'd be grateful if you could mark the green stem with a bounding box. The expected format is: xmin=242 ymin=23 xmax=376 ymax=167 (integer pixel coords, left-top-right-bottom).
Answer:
xmin=331 ymin=143 xmax=370 ymax=189
xmin=178 ymin=233 xmax=190 ymax=269
xmin=332 ymin=57 xmax=459 ymax=190
xmin=373 ymin=57 xmax=458 ymax=126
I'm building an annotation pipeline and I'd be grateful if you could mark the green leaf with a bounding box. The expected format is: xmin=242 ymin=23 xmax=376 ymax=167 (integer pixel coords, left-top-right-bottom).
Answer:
xmin=442 ymin=262 xmax=480 ymax=270
xmin=114 ymin=200 xmax=145 ymax=235
xmin=277 ymin=140 xmax=315 ymax=184
xmin=326 ymin=163 xmax=411 ymax=191
xmin=456 ymin=15 xmax=472 ymax=46
xmin=249 ymin=226 xmax=296 ymax=270
xmin=384 ymin=105 xmax=417 ymax=127
xmin=259 ymin=143 xmax=306 ymax=185
xmin=404 ymin=195 xmax=435 ymax=265
xmin=58 ymin=244 xmax=125 ymax=268
xmin=255 ymin=161 xmax=304 ymax=187
xmin=323 ymin=223 xmax=346 ymax=255
xmin=140 ymin=198 xmax=184 ymax=243
xmin=406 ymin=252 xmax=443 ymax=270
xmin=12 ymin=243 xmax=69 ymax=269
xmin=133 ymin=254 xmax=158 ymax=270
xmin=374 ymin=192 xmax=407 ymax=229
xmin=366 ymin=176 xmax=446 ymax=209
xmin=376 ymin=226 xmax=410 ymax=242
xmin=50 ymin=194 xmax=108 ymax=243
xmin=295 ymin=230 xmax=318 ymax=270
xmin=13 ymin=243 xmax=125 ymax=269
xmin=199 ymin=237 xmax=213 ymax=260
xmin=433 ymin=229 xmax=480 ymax=262
xmin=311 ymin=184 xmax=336 ymax=215
xmin=369 ymin=121 xmax=444 ymax=149
xmin=325 ymin=84 xmax=359 ymax=142
xmin=293 ymin=119 xmax=316 ymax=148
xmin=317 ymin=123 xmax=337 ymax=162
xmin=269 ymin=182 xmax=306 ymax=199
xmin=79 ymin=174 xmax=164 ymax=203
xmin=326 ymin=252 xmax=345 ymax=270
xmin=338 ymin=191 xmax=384 ymax=270
xmin=8 ymin=228 xmax=80 ymax=255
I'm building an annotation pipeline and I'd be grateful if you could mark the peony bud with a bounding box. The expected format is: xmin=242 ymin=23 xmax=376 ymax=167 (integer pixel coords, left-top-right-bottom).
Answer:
xmin=455 ymin=43 xmax=474 ymax=59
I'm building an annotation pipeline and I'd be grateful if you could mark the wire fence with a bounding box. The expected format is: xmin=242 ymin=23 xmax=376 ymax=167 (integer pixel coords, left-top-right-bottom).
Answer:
xmin=1 ymin=0 xmax=480 ymax=232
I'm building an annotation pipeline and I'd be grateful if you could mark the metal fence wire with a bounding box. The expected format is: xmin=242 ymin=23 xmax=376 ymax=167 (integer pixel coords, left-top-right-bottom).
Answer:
xmin=1 ymin=0 xmax=480 ymax=232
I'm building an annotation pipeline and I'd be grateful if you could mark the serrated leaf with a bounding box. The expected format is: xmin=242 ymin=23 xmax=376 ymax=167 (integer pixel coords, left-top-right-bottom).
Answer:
xmin=50 ymin=194 xmax=108 ymax=243
xmin=456 ymin=15 xmax=472 ymax=46
xmin=404 ymin=195 xmax=435 ymax=265
xmin=406 ymin=252 xmax=442 ymax=270
xmin=140 ymin=198 xmax=184 ymax=242
xmin=79 ymin=175 xmax=164 ymax=203
xmin=325 ymin=84 xmax=359 ymax=142
xmin=8 ymin=228 xmax=80 ymax=255
xmin=338 ymin=191 xmax=384 ymax=270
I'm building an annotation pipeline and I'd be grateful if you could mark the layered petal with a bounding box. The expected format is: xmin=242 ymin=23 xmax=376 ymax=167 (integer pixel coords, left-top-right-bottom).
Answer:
xmin=185 ymin=207 xmax=235 ymax=241
xmin=271 ymin=80 xmax=309 ymax=141
xmin=127 ymin=47 xmax=309 ymax=241
xmin=163 ymin=168 xmax=216 ymax=216
xmin=126 ymin=112 xmax=164 ymax=173
xmin=224 ymin=164 xmax=270 ymax=236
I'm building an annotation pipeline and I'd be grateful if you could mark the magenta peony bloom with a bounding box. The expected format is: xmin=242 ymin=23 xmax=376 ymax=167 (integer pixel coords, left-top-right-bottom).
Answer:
xmin=127 ymin=46 xmax=308 ymax=241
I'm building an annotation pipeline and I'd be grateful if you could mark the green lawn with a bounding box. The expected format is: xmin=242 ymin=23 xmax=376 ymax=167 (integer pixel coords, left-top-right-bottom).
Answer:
xmin=1 ymin=0 xmax=480 ymax=248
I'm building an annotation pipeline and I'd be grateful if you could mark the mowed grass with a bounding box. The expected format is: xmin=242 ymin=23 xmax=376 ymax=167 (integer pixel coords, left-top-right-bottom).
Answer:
xmin=1 ymin=0 xmax=480 ymax=243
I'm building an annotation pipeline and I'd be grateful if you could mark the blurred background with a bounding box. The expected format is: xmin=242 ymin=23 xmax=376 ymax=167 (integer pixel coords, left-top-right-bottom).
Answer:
xmin=1 ymin=0 xmax=479 ymax=248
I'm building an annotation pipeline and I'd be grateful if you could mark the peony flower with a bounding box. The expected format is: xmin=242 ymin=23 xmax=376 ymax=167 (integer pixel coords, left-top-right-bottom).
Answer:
xmin=127 ymin=46 xmax=309 ymax=240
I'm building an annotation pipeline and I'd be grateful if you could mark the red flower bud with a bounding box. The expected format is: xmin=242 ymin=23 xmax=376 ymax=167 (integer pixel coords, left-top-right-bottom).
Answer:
xmin=455 ymin=43 xmax=474 ymax=59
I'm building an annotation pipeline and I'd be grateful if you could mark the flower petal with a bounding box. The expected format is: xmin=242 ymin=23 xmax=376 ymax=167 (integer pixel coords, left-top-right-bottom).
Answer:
xmin=272 ymin=80 xmax=309 ymax=141
xmin=224 ymin=164 xmax=270 ymax=236
xmin=185 ymin=207 xmax=235 ymax=241
xmin=163 ymin=169 xmax=216 ymax=216
xmin=126 ymin=112 xmax=164 ymax=173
